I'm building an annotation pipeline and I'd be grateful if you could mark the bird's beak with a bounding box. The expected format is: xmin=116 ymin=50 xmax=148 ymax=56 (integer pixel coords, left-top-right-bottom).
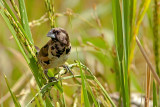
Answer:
xmin=47 ymin=31 xmax=55 ymax=39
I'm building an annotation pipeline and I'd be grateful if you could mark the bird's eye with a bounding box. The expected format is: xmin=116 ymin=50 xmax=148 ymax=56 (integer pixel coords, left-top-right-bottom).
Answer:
xmin=52 ymin=30 xmax=57 ymax=34
xmin=55 ymin=31 xmax=59 ymax=35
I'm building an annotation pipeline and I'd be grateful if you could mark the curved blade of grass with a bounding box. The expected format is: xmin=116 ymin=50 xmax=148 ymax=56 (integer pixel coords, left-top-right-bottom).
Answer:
xmin=27 ymin=74 xmax=94 ymax=106
xmin=26 ymin=81 xmax=62 ymax=107
xmin=76 ymin=48 xmax=90 ymax=107
xmin=62 ymin=75 xmax=94 ymax=80
xmin=4 ymin=75 xmax=21 ymax=107
xmin=94 ymin=78 xmax=116 ymax=107
xmin=79 ymin=64 xmax=90 ymax=107
xmin=39 ymin=82 xmax=63 ymax=94
xmin=18 ymin=0 xmax=33 ymax=43
xmin=76 ymin=61 xmax=116 ymax=107
xmin=30 ymin=86 xmax=41 ymax=107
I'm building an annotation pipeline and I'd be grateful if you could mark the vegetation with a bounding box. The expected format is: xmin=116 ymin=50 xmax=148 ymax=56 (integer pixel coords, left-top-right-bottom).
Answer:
xmin=0 ymin=0 xmax=159 ymax=107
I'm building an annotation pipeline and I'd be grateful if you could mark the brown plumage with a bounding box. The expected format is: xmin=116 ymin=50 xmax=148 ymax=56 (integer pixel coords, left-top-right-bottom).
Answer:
xmin=37 ymin=28 xmax=71 ymax=72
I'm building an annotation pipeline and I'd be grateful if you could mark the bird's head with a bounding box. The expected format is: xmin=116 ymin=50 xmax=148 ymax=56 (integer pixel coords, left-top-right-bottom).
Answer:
xmin=47 ymin=28 xmax=70 ymax=45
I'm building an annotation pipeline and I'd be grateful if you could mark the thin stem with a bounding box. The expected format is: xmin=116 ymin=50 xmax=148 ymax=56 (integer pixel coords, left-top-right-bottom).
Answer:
xmin=136 ymin=36 xmax=160 ymax=85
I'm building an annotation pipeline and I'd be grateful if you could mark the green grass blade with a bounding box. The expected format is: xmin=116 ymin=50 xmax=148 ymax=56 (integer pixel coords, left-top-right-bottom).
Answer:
xmin=4 ymin=75 xmax=21 ymax=107
xmin=40 ymin=82 xmax=63 ymax=94
xmin=153 ymin=81 xmax=157 ymax=107
xmin=94 ymin=77 xmax=116 ymax=107
xmin=112 ymin=0 xmax=123 ymax=62
xmin=112 ymin=0 xmax=129 ymax=106
xmin=18 ymin=0 xmax=33 ymax=43
xmin=77 ymin=61 xmax=116 ymax=106
xmin=79 ymin=65 xmax=90 ymax=107
xmin=153 ymin=0 xmax=159 ymax=78
xmin=29 ymin=58 xmax=43 ymax=87
xmin=1 ymin=0 xmax=17 ymax=22
xmin=119 ymin=62 xmax=126 ymax=106
xmin=112 ymin=0 xmax=123 ymax=97
xmin=45 ymin=97 xmax=55 ymax=107
xmin=54 ymin=83 xmax=63 ymax=93
xmin=76 ymin=49 xmax=90 ymax=106
xmin=122 ymin=0 xmax=130 ymax=56
xmin=151 ymin=0 xmax=159 ymax=105
xmin=9 ymin=0 xmax=20 ymax=18
xmin=87 ymin=84 xmax=99 ymax=107
xmin=30 ymin=86 xmax=41 ymax=107
xmin=26 ymin=81 xmax=62 ymax=107
xmin=122 ymin=0 xmax=130 ymax=106
xmin=27 ymin=74 xmax=96 ymax=106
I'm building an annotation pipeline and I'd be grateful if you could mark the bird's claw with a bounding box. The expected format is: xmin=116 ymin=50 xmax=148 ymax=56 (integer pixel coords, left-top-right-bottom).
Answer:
xmin=44 ymin=69 xmax=58 ymax=83
xmin=62 ymin=65 xmax=74 ymax=76
xmin=48 ymin=76 xmax=58 ymax=82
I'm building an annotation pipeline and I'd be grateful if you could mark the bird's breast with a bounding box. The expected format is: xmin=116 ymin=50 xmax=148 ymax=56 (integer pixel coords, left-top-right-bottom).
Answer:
xmin=48 ymin=54 xmax=69 ymax=68
xmin=38 ymin=40 xmax=71 ymax=69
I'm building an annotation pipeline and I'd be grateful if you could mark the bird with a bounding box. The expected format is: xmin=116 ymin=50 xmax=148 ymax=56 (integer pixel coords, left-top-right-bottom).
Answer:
xmin=36 ymin=28 xmax=71 ymax=81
